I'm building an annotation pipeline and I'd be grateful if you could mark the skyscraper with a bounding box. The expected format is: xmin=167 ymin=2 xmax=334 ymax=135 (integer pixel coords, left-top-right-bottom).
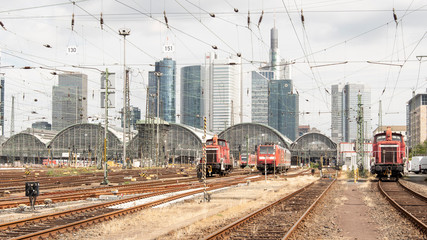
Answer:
xmin=251 ymin=71 xmax=272 ymax=126
xmin=52 ymin=73 xmax=88 ymax=131
xmin=121 ymin=106 xmax=141 ymax=130
xmin=268 ymin=80 xmax=299 ymax=140
xmin=181 ymin=65 xmax=204 ymax=128
xmin=406 ymin=92 xmax=427 ymax=149
xmin=251 ymin=27 xmax=299 ymax=140
xmin=331 ymin=83 xmax=371 ymax=143
xmin=205 ymin=53 xmax=242 ymax=133
xmin=148 ymin=58 xmax=176 ymax=123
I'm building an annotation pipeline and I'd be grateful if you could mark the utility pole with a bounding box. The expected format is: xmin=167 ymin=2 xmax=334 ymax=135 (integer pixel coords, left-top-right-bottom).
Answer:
xmin=101 ymin=69 xmax=110 ymax=185
xmin=119 ymin=28 xmax=130 ymax=169
xmin=356 ymin=91 xmax=364 ymax=173
xmin=10 ymin=96 xmax=14 ymax=136
xmin=202 ymin=117 xmax=208 ymax=201
xmin=155 ymin=72 xmax=162 ymax=167
xmin=378 ymin=100 xmax=382 ymax=131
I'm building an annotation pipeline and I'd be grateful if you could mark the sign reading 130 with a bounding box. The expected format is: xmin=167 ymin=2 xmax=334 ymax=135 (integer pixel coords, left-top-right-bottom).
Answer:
xmin=67 ymin=45 xmax=78 ymax=55
xmin=163 ymin=45 xmax=175 ymax=53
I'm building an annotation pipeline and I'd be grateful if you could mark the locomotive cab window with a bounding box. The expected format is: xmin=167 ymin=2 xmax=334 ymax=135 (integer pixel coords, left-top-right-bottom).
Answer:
xmin=260 ymin=146 xmax=274 ymax=154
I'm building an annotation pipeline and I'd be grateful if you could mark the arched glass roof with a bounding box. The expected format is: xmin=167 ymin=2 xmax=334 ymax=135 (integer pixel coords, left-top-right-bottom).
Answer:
xmin=291 ymin=132 xmax=337 ymax=158
xmin=48 ymin=123 xmax=122 ymax=159
xmin=219 ymin=123 xmax=293 ymax=159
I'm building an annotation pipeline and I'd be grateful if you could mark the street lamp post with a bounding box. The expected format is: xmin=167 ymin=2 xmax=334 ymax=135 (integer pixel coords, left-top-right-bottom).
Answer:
xmin=119 ymin=28 xmax=130 ymax=168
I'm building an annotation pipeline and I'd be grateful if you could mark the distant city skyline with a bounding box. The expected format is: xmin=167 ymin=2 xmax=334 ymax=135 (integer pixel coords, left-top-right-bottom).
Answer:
xmin=0 ymin=1 xmax=425 ymax=137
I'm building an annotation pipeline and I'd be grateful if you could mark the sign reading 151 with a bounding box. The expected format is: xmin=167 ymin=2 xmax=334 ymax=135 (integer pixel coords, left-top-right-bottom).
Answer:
xmin=163 ymin=45 xmax=175 ymax=53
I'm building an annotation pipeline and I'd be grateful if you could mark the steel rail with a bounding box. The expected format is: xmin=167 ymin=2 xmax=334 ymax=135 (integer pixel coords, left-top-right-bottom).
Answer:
xmin=2 ymin=176 xmax=259 ymax=239
xmin=204 ymin=178 xmax=335 ymax=240
xmin=378 ymin=180 xmax=427 ymax=233
xmin=282 ymin=178 xmax=336 ymax=239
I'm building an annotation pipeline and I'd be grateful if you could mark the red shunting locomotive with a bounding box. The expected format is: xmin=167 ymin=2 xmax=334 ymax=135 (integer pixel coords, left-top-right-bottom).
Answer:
xmin=371 ymin=127 xmax=405 ymax=179
xmin=201 ymin=135 xmax=232 ymax=177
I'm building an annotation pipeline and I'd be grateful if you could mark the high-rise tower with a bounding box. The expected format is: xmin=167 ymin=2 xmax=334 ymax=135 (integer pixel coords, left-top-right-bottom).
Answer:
xmin=181 ymin=65 xmax=204 ymax=128
xmin=251 ymin=27 xmax=299 ymax=140
xmin=52 ymin=73 xmax=88 ymax=131
xmin=148 ymin=58 xmax=176 ymax=123
xmin=331 ymin=83 xmax=371 ymax=143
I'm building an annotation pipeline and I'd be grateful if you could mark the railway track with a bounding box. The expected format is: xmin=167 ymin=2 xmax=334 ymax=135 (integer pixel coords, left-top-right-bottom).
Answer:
xmin=204 ymin=178 xmax=336 ymax=240
xmin=0 ymin=175 xmax=262 ymax=240
xmin=378 ymin=180 xmax=427 ymax=233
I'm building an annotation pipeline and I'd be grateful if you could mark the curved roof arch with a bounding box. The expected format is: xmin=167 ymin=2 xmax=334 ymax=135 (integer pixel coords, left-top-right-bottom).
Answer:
xmin=218 ymin=123 xmax=293 ymax=159
xmin=48 ymin=123 xmax=122 ymax=159
xmin=291 ymin=132 xmax=337 ymax=153
xmin=2 ymin=132 xmax=49 ymax=158
xmin=219 ymin=123 xmax=293 ymax=148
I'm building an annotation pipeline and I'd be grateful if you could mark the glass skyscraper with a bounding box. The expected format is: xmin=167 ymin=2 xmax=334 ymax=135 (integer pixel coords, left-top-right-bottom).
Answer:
xmin=251 ymin=71 xmax=273 ymax=126
xmin=268 ymin=79 xmax=299 ymax=140
xmin=148 ymin=58 xmax=176 ymax=123
xmin=52 ymin=73 xmax=88 ymax=131
xmin=331 ymin=83 xmax=371 ymax=143
xmin=251 ymin=27 xmax=299 ymax=140
xmin=181 ymin=65 xmax=203 ymax=129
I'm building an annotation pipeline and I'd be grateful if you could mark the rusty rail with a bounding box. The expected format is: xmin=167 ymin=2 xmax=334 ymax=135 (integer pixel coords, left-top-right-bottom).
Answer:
xmin=378 ymin=180 xmax=427 ymax=233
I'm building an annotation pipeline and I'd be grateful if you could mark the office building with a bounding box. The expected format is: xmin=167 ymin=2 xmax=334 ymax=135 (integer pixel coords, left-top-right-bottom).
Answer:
xmin=121 ymin=106 xmax=141 ymax=130
xmin=32 ymin=121 xmax=52 ymax=130
xmin=205 ymin=53 xmax=242 ymax=133
xmin=148 ymin=58 xmax=176 ymax=123
xmin=52 ymin=73 xmax=88 ymax=131
xmin=407 ymin=93 xmax=427 ymax=149
xmin=268 ymin=79 xmax=299 ymax=140
xmin=181 ymin=65 xmax=204 ymax=129
xmin=331 ymin=83 xmax=371 ymax=143
xmin=251 ymin=27 xmax=299 ymax=140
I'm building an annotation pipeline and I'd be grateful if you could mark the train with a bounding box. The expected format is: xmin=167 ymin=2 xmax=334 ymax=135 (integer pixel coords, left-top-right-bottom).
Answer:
xmin=371 ymin=127 xmax=406 ymax=179
xmin=256 ymin=144 xmax=291 ymax=174
xmin=240 ymin=154 xmax=257 ymax=168
xmin=198 ymin=135 xmax=232 ymax=178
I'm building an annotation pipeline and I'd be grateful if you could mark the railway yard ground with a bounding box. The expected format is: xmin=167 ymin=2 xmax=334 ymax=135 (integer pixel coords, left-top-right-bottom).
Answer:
xmin=0 ymin=166 xmax=426 ymax=240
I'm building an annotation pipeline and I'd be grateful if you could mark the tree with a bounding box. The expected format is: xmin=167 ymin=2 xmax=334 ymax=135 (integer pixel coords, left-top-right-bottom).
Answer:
xmin=409 ymin=140 xmax=427 ymax=158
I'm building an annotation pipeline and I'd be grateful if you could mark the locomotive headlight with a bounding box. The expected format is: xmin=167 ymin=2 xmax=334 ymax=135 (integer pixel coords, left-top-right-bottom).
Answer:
xmin=268 ymin=157 xmax=275 ymax=160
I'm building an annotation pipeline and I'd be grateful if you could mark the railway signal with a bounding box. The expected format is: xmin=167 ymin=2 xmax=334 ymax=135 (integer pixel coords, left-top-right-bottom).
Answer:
xmin=25 ymin=182 xmax=39 ymax=210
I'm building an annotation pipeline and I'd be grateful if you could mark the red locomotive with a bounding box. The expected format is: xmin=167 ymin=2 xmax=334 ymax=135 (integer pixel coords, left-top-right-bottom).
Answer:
xmin=257 ymin=144 xmax=291 ymax=174
xmin=240 ymin=154 xmax=256 ymax=168
xmin=198 ymin=135 xmax=232 ymax=177
xmin=371 ymin=127 xmax=405 ymax=179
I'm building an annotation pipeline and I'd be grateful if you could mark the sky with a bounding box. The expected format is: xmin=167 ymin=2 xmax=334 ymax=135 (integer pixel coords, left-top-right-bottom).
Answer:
xmin=0 ymin=0 xmax=426 ymax=138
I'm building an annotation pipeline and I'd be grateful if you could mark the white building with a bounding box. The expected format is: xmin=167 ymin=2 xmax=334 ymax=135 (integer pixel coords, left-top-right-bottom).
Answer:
xmin=204 ymin=53 xmax=242 ymax=133
xmin=339 ymin=142 xmax=373 ymax=171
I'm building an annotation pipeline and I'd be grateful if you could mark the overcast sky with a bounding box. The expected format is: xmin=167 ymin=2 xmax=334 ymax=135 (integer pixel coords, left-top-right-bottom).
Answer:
xmin=0 ymin=0 xmax=426 ymax=137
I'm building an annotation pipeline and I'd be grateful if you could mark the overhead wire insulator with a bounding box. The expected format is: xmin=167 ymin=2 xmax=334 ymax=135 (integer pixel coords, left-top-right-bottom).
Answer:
xmin=212 ymin=45 xmax=217 ymax=49
xmin=0 ymin=21 xmax=6 ymax=30
xmin=247 ymin=11 xmax=250 ymax=28
xmin=234 ymin=8 xmax=238 ymax=13
xmin=209 ymin=13 xmax=215 ymax=18
xmin=301 ymin=9 xmax=305 ymax=26
xmin=393 ymin=8 xmax=398 ymax=26
xmin=163 ymin=11 xmax=169 ymax=28
xmin=100 ymin=12 xmax=104 ymax=30
xmin=257 ymin=10 xmax=264 ymax=28
xmin=71 ymin=13 xmax=75 ymax=31
xmin=237 ymin=52 xmax=241 ymax=57
xmin=43 ymin=44 xmax=52 ymax=48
